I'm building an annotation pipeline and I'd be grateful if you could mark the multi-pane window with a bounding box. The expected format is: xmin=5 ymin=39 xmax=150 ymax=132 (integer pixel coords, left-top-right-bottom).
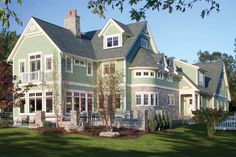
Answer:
xmin=168 ymin=94 xmax=175 ymax=106
xmin=136 ymin=94 xmax=141 ymax=105
xmin=74 ymin=59 xmax=85 ymax=66
xmin=29 ymin=54 xmax=41 ymax=81
xmin=87 ymin=94 xmax=93 ymax=112
xmin=87 ymin=62 xmax=93 ymax=76
xmin=136 ymin=93 xmax=159 ymax=106
xmin=19 ymin=61 xmax=25 ymax=74
xmin=103 ymin=62 xmax=115 ymax=75
xmin=74 ymin=92 xmax=80 ymax=110
xmin=66 ymin=57 xmax=73 ymax=72
xmin=143 ymin=72 xmax=149 ymax=76
xmin=106 ymin=36 xmax=119 ymax=48
xmin=45 ymin=56 xmax=52 ymax=71
xmin=20 ymin=98 xmax=25 ymax=113
xmin=29 ymin=92 xmax=42 ymax=113
xmin=144 ymin=94 xmax=149 ymax=105
xmin=157 ymin=71 xmax=163 ymax=79
xmin=136 ymin=72 xmax=141 ymax=76
xmin=46 ymin=92 xmax=53 ymax=113
xmin=199 ymin=71 xmax=205 ymax=87
xmin=80 ymin=93 xmax=86 ymax=112
xmin=65 ymin=92 xmax=72 ymax=113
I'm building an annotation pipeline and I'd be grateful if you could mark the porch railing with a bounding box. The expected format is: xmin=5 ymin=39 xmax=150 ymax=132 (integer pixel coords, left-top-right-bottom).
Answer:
xmin=20 ymin=71 xmax=43 ymax=83
xmin=215 ymin=113 xmax=236 ymax=130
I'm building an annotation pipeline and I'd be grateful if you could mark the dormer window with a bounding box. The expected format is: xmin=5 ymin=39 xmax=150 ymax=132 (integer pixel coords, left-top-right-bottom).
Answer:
xmin=106 ymin=35 xmax=120 ymax=48
xmin=141 ymin=38 xmax=148 ymax=49
xmin=199 ymin=71 xmax=205 ymax=87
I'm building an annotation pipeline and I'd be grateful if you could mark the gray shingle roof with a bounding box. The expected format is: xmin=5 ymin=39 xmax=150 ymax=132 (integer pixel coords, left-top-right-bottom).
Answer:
xmin=129 ymin=48 xmax=162 ymax=69
xmin=195 ymin=61 xmax=224 ymax=95
xmin=112 ymin=18 xmax=132 ymax=35
xmin=33 ymin=17 xmax=146 ymax=60
xmin=33 ymin=17 xmax=96 ymax=59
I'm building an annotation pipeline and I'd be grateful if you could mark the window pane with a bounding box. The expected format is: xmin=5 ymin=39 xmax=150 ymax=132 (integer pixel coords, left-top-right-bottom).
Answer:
xmin=87 ymin=62 xmax=92 ymax=75
xmin=110 ymin=63 xmax=115 ymax=74
xmin=20 ymin=99 xmax=25 ymax=113
xmin=20 ymin=62 xmax=25 ymax=73
xmin=29 ymin=99 xmax=35 ymax=113
xmin=107 ymin=37 xmax=112 ymax=47
xmin=151 ymin=94 xmax=154 ymax=105
xmin=88 ymin=98 xmax=92 ymax=112
xmin=104 ymin=64 xmax=109 ymax=74
xmin=113 ymin=36 xmax=118 ymax=46
xmin=36 ymin=98 xmax=42 ymax=111
xmin=74 ymin=97 xmax=80 ymax=110
xmin=66 ymin=57 xmax=72 ymax=71
xmin=136 ymin=95 xmax=141 ymax=105
xmin=144 ymin=72 xmax=149 ymax=76
xmin=46 ymin=57 xmax=52 ymax=70
xmin=116 ymin=94 xmax=121 ymax=108
xmin=144 ymin=94 xmax=148 ymax=105
xmin=66 ymin=97 xmax=72 ymax=113
xmin=155 ymin=94 xmax=159 ymax=106
xmin=81 ymin=97 xmax=86 ymax=112
xmin=46 ymin=97 xmax=53 ymax=113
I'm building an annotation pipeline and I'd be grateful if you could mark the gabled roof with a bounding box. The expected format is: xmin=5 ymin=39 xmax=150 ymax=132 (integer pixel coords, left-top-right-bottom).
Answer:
xmin=33 ymin=17 xmax=146 ymax=60
xmin=195 ymin=61 xmax=224 ymax=95
xmin=129 ymin=48 xmax=161 ymax=69
xmin=33 ymin=17 xmax=96 ymax=59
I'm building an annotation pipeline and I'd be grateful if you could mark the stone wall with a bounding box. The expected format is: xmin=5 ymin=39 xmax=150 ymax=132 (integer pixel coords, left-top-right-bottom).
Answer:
xmin=131 ymin=86 xmax=179 ymax=120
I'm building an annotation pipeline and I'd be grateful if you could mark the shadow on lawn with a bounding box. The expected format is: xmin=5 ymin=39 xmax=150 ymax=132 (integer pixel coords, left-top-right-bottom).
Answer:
xmin=0 ymin=125 xmax=236 ymax=157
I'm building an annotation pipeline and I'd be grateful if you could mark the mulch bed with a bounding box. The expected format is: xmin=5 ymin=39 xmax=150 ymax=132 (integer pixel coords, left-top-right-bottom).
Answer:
xmin=35 ymin=126 xmax=146 ymax=138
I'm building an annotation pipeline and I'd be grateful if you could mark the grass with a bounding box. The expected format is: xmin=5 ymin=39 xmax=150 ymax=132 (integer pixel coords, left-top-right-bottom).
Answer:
xmin=0 ymin=124 xmax=236 ymax=157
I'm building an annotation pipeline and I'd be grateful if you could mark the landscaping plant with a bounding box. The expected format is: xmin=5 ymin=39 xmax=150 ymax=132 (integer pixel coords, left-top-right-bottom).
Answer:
xmin=148 ymin=113 xmax=157 ymax=132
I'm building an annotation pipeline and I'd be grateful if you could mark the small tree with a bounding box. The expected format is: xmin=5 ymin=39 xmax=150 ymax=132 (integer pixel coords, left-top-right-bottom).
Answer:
xmin=95 ymin=70 xmax=124 ymax=132
xmin=148 ymin=113 xmax=157 ymax=132
xmin=192 ymin=107 xmax=226 ymax=138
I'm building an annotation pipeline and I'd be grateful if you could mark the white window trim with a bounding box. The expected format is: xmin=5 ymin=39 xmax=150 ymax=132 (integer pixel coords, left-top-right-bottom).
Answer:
xmin=74 ymin=58 xmax=86 ymax=67
xmin=44 ymin=54 xmax=53 ymax=72
xmin=28 ymin=52 xmax=42 ymax=73
xmin=104 ymin=34 xmax=122 ymax=49
xmin=135 ymin=92 xmax=159 ymax=106
xmin=65 ymin=56 xmax=73 ymax=73
xmin=102 ymin=61 xmax=116 ymax=77
xmin=45 ymin=91 xmax=54 ymax=114
xmin=28 ymin=91 xmax=43 ymax=115
xmin=134 ymin=70 xmax=155 ymax=78
xmin=18 ymin=59 xmax=26 ymax=75
xmin=198 ymin=71 xmax=205 ymax=87
xmin=168 ymin=93 xmax=175 ymax=106
xmin=157 ymin=70 xmax=163 ymax=80
xmin=86 ymin=61 xmax=93 ymax=77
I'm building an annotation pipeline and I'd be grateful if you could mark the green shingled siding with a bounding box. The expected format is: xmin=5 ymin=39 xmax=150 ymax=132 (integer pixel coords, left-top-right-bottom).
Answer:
xmin=175 ymin=61 xmax=197 ymax=84
xmin=104 ymin=24 xmax=121 ymax=36
xmin=13 ymin=34 xmax=60 ymax=82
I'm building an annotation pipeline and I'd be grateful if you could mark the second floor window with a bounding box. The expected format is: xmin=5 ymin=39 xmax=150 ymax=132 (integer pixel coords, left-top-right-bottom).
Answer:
xmin=66 ymin=57 xmax=73 ymax=72
xmin=199 ymin=71 xmax=205 ymax=86
xmin=87 ymin=62 xmax=93 ymax=76
xmin=103 ymin=62 xmax=115 ymax=75
xmin=106 ymin=36 xmax=119 ymax=48
xmin=19 ymin=61 xmax=25 ymax=74
xmin=30 ymin=54 xmax=41 ymax=72
xmin=45 ymin=56 xmax=52 ymax=71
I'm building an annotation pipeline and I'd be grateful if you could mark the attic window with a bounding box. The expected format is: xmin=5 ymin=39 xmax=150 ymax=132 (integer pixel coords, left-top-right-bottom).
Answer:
xmin=141 ymin=38 xmax=148 ymax=49
xmin=105 ymin=35 xmax=120 ymax=49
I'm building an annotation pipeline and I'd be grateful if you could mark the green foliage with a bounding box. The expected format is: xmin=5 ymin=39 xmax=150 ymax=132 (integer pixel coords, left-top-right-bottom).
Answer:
xmin=0 ymin=0 xmax=23 ymax=28
xmin=0 ymin=119 xmax=12 ymax=128
xmin=88 ymin=0 xmax=220 ymax=21
xmin=192 ymin=107 xmax=226 ymax=138
xmin=148 ymin=113 xmax=157 ymax=132
xmin=43 ymin=121 xmax=53 ymax=128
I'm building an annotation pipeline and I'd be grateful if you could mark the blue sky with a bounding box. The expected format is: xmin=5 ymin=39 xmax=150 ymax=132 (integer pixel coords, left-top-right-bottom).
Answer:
xmin=6 ymin=0 xmax=236 ymax=63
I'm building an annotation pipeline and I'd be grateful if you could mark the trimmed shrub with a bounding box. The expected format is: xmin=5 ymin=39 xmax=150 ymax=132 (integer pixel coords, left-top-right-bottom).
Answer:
xmin=43 ymin=121 xmax=53 ymax=128
xmin=148 ymin=113 xmax=157 ymax=132
xmin=0 ymin=119 xmax=12 ymax=128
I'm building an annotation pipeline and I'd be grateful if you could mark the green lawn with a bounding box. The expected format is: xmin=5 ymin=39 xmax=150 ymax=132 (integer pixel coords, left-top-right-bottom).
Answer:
xmin=0 ymin=124 xmax=235 ymax=157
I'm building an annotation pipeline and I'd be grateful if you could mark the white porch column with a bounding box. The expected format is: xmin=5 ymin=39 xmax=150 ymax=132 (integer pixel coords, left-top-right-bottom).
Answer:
xmin=192 ymin=91 xmax=196 ymax=112
xmin=197 ymin=93 xmax=200 ymax=109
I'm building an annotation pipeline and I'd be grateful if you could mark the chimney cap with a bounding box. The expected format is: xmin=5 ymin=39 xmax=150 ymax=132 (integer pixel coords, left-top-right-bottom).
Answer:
xmin=73 ymin=10 xmax=77 ymax=16
xmin=68 ymin=10 xmax=72 ymax=16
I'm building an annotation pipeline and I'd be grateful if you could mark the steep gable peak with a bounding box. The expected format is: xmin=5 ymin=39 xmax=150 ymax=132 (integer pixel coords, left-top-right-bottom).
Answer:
xmin=98 ymin=18 xmax=132 ymax=37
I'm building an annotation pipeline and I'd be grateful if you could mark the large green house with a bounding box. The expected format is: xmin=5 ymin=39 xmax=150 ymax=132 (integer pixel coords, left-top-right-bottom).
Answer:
xmin=7 ymin=10 xmax=231 ymax=127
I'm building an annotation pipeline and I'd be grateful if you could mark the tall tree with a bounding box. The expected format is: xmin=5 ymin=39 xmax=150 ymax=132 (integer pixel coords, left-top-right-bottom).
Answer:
xmin=0 ymin=0 xmax=23 ymax=28
xmin=0 ymin=29 xmax=19 ymax=110
xmin=88 ymin=0 xmax=220 ymax=21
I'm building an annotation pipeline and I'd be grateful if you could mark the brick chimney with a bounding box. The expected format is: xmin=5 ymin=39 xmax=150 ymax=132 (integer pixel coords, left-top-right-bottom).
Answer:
xmin=64 ymin=10 xmax=81 ymax=37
